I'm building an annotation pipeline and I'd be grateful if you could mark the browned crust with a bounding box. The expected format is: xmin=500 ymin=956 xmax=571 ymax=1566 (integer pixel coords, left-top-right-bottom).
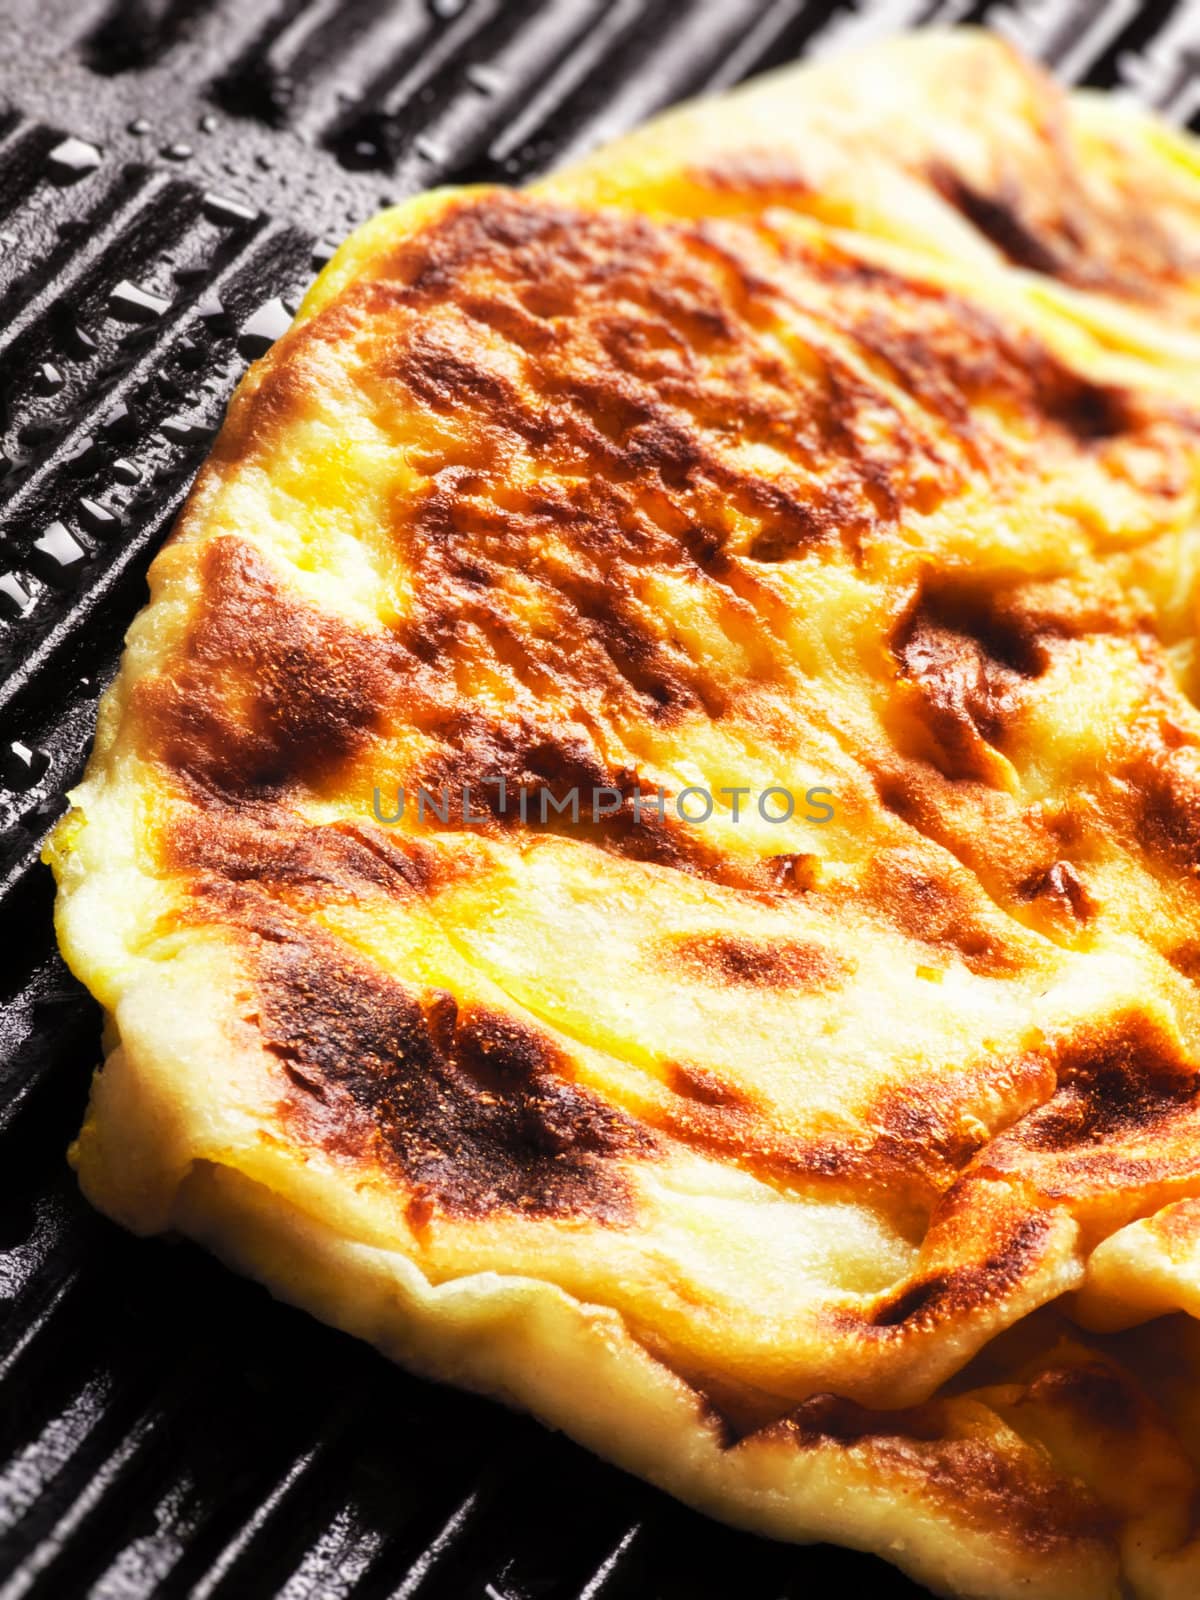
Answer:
xmin=654 ymin=930 xmax=852 ymax=991
xmin=758 ymin=1387 xmax=1114 ymax=1559
xmin=126 ymin=179 xmax=1200 ymax=1242
xmin=132 ymin=535 xmax=404 ymax=801
xmin=253 ymin=917 xmax=658 ymax=1224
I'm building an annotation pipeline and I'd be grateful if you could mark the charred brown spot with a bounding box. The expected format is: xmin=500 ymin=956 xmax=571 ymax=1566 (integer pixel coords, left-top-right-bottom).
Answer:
xmin=742 ymin=485 xmax=872 ymax=563
xmin=1168 ymin=940 xmax=1200 ymax=982
xmin=1012 ymin=1014 xmax=1198 ymax=1157
xmin=397 ymin=327 xmax=541 ymax=431
xmin=1131 ymin=744 xmax=1200 ymax=874
xmin=873 ymin=763 xmax=1038 ymax=899
xmin=257 ymin=925 xmax=656 ymax=1221
xmin=870 ymin=1274 xmax=955 ymax=1330
xmin=895 ymin=615 xmax=1018 ymax=778
xmin=856 ymin=847 xmax=1030 ymax=978
xmin=659 ymin=930 xmax=851 ymax=990
xmin=403 ymin=709 xmax=771 ymax=888
xmin=962 ymin=1011 xmax=1200 ymax=1219
xmin=401 ymin=471 xmax=728 ymax=725
xmin=778 ymin=229 xmax=1151 ymax=463
xmin=859 ymin=1048 xmax=1056 ymax=1201
xmin=1036 ymin=371 xmax=1132 ymax=442
xmin=933 ymin=169 xmax=1064 ymax=277
xmin=405 ymin=1187 xmax=436 ymax=1232
xmin=1017 ymin=860 xmax=1095 ymax=923
xmin=409 ymin=709 xmax=619 ymax=825
xmin=930 ymin=149 xmax=1200 ymax=306
xmin=758 ymin=1389 xmax=1112 ymax=1556
xmin=162 ymin=801 xmax=443 ymax=907
xmin=891 ymin=575 xmax=1128 ymax=790
xmin=688 ymin=148 xmax=815 ymax=205
xmin=892 ymin=585 xmax=1042 ymax=782
xmin=134 ymin=537 xmax=400 ymax=799
xmin=664 ymin=1060 xmax=752 ymax=1109
xmin=641 ymin=1045 xmax=1033 ymax=1210
xmin=866 ymin=1214 xmax=1053 ymax=1331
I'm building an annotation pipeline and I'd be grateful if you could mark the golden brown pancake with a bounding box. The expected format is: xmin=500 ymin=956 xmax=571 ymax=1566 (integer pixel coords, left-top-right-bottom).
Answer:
xmin=47 ymin=29 xmax=1200 ymax=1598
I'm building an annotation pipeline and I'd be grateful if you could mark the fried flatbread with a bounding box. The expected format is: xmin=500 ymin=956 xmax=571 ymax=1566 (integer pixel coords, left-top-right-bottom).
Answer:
xmin=48 ymin=30 xmax=1200 ymax=1598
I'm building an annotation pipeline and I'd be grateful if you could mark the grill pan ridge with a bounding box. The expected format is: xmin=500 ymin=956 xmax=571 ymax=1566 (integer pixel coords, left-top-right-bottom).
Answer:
xmin=3 ymin=2 xmax=1200 ymax=1595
